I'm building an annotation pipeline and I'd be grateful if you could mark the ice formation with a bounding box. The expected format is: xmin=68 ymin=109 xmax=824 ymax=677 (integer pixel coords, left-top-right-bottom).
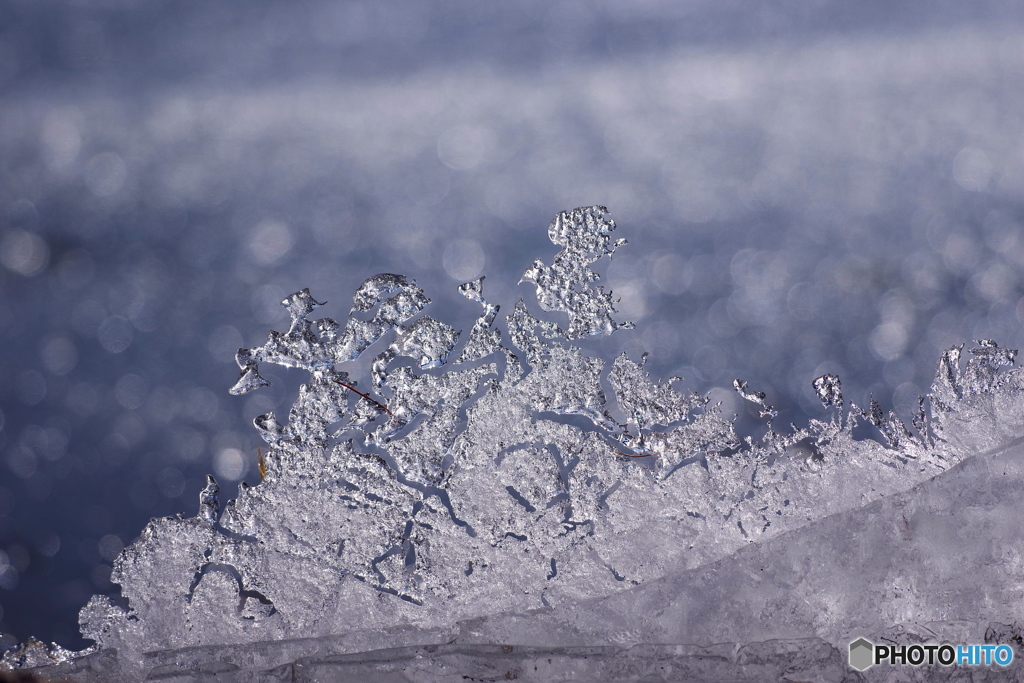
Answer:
xmin=6 ymin=206 xmax=1024 ymax=680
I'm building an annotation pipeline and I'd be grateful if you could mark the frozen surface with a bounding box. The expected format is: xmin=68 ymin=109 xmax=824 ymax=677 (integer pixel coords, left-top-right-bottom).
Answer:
xmin=6 ymin=207 xmax=1024 ymax=681
xmin=26 ymin=434 xmax=1024 ymax=682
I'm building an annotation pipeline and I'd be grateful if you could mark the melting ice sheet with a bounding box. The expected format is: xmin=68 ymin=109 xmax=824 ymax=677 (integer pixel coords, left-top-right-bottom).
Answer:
xmin=6 ymin=207 xmax=1024 ymax=681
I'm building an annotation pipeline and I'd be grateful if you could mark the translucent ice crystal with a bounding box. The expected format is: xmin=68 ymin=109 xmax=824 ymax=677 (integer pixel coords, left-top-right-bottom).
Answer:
xmin=7 ymin=206 xmax=1024 ymax=679
xmin=519 ymin=205 xmax=634 ymax=339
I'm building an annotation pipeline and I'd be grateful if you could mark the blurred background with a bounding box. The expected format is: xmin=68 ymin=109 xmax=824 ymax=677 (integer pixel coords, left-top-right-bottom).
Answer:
xmin=1 ymin=0 xmax=1023 ymax=650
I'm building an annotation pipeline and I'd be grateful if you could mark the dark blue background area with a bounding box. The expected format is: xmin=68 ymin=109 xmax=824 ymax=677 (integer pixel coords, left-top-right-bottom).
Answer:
xmin=1 ymin=0 xmax=1023 ymax=651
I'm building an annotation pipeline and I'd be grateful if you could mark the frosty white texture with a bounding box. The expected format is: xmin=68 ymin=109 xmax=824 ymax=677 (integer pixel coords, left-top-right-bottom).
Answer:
xmin=6 ymin=206 xmax=1024 ymax=680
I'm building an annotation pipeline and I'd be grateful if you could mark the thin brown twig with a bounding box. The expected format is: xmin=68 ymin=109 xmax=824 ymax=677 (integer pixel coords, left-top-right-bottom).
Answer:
xmin=334 ymin=379 xmax=393 ymax=416
xmin=608 ymin=447 xmax=657 ymax=458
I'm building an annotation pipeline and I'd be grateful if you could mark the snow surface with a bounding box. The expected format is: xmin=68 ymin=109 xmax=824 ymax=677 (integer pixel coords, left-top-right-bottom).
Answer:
xmin=6 ymin=207 xmax=1024 ymax=681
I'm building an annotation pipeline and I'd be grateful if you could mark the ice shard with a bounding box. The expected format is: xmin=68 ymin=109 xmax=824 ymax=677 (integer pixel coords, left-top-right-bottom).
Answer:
xmin=6 ymin=207 xmax=1024 ymax=681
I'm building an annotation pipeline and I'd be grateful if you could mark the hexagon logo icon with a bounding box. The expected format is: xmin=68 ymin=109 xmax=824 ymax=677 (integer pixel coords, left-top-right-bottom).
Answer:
xmin=849 ymin=638 xmax=874 ymax=671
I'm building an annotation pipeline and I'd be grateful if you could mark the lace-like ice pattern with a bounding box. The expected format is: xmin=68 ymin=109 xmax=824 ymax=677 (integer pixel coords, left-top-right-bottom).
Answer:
xmin=29 ymin=206 xmax=1024 ymax=661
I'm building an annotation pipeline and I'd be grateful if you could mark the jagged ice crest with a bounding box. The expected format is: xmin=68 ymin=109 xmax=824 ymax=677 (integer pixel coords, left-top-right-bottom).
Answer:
xmin=5 ymin=206 xmax=1024 ymax=670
